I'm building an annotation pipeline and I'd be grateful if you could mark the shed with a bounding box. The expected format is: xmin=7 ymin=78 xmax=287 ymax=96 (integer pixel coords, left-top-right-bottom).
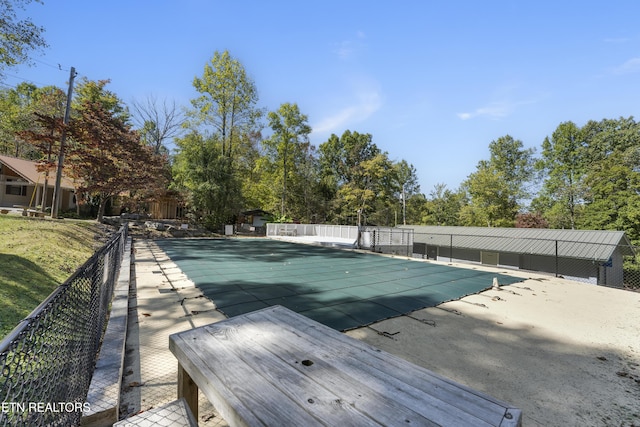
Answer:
xmin=240 ymin=209 xmax=271 ymax=227
xmin=399 ymin=225 xmax=635 ymax=287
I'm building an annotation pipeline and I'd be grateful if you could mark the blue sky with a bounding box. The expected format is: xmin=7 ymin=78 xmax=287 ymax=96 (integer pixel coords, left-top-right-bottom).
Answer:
xmin=5 ymin=1 xmax=640 ymax=194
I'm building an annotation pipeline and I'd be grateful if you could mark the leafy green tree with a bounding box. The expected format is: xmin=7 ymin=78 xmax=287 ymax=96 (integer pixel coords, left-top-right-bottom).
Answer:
xmin=178 ymin=50 xmax=263 ymax=228
xmin=188 ymin=50 xmax=262 ymax=160
xmin=404 ymin=193 xmax=430 ymax=225
xmin=534 ymin=121 xmax=586 ymax=229
xmin=263 ymin=103 xmax=312 ymax=218
xmin=0 ymin=0 xmax=47 ymax=77
xmin=460 ymin=162 xmax=515 ymax=227
xmin=354 ymin=152 xmax=396 ymax=226
xmin=424 ymin=183 xmax=464 ymax=226
xmin=579 ymin=117 xmax=640 ymax=243
xmin=172 ymin=132 xmax=239 ymax=228
xmin=394 ymin=160 xmax=420 ymax=225
xmin=319 ymin=130 xmax=382 ymax=224
xmin=461 ymin=135 xmax=534 ymax=227
xmin=73 ymin=78 xmax=128 ymax=121
xmin=15 ymin=85 xmax=67 ymax=207
xmin=0 ymin=82 xmax=40 ymax=157
xmin=488 ymin=135 xmax=535 ymax=202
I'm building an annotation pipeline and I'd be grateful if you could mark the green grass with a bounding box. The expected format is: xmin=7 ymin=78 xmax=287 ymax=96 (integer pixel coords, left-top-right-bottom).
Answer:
xmin=0 ymin=216 xmax=110 ymax=339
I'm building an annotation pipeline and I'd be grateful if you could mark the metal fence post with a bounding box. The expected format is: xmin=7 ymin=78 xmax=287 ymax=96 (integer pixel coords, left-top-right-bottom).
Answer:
xmin=450 ymin=234 xmax=453 ymax=263
xmin=556 ymin=240 xmax=558 ymax=277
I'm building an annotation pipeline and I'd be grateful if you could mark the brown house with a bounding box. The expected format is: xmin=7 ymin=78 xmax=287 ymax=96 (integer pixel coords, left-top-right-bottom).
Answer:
xmin=0 ymin=154 xmax=76 ymax=211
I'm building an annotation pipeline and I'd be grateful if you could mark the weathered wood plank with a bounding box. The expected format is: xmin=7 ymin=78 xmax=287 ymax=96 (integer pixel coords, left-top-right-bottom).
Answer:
xmin=234 ymin=315 xmax=484 ymax=426
xmin=172 ymin=327 xmax=329 ymax=426
xmin=249 ymin=306 xmax=521 ymax=426
xmin=197 ymin=323 xmax=383 ymax=426
xmin=169 ymin=305 xmax=522 ymax=427
xmin=200 ymin=320 xmax=429 ymax=426
xmin=177 ymin=363 xmax=198 ymax=420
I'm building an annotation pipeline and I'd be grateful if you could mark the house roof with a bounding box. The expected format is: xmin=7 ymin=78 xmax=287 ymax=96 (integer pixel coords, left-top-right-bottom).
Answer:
xmin=0 ymin=154 xmax=75 ymax=190
xmin=242 ymin=209 xmax=272 ymax=216
xmin=399 ymin=225 xmax=635 ymax=261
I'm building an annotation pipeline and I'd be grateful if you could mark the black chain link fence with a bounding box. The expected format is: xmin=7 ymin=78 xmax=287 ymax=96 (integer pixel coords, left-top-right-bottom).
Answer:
xmin=365 ymin=226 xmax=414 ymax=257
xmin=0 ymin=225 xmax=128 ymax=426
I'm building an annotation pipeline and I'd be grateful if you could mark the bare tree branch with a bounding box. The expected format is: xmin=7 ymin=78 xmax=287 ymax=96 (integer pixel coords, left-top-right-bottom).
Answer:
xmin=131 ymin=95 xmax=184 ymax=154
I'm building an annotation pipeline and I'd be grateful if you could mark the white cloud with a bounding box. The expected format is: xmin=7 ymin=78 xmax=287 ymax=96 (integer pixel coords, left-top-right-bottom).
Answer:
xmin=333 ymin=31 xmax=367 ymax=60
xmin=612 ymin=57 xmax=640 ymax=75
xmin=457 ymin=90 xmax=547 ymax=121
xmin=335 ymin=40 xmax=354 ymax=60
xmin=457 ymin=101 xmax=513 ymax=120
xmin=312 ymin=86 xmax=382 ymax=135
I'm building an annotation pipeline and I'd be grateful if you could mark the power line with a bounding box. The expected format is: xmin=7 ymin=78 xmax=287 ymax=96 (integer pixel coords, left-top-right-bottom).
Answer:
xmin=0 ymin=81 xmax=19 ymax=89
xmin=33 ymin=58 xmax=70 ymax=72
xmin=4 ymin=72 xmax=50 ymax=87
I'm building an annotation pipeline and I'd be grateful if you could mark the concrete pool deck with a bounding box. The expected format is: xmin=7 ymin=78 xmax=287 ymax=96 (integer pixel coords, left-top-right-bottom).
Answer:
xmin=119 ymin=237 xmax=640 ymax=427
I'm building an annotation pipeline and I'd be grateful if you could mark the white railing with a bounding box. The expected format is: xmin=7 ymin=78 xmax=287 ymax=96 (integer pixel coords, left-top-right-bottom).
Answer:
xmin=266 ymin=223 xmax=358 ymax=240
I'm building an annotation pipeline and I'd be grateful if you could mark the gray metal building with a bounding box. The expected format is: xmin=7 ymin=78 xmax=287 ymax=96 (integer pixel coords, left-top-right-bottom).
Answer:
xmin=400 ymin=225 xmax=635 ymax=286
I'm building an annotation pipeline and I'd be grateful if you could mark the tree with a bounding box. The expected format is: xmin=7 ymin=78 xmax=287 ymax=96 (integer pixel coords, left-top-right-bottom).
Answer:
xmin=172 ymin=132 xmax=238 ymax=228
xmin=425 ymin=183 xmax=464 ymax=226
xmin=487 ymin=135 xmax=535 ymax=203
xmin=394 ymin=160 xmax=420 ymax=225
xmin=0 ymin=0 xmax=47 ymax=78
xmin=263 ymin=103 xmax=312 ymax=218
xmin=534 ymin=121 xmax=586 ymax=229
xmin=515 ymin=212 xmax=549 ymax=228
xmin=178 ymin=50 xmax=263 ymax=228
xmin=131 ymin=95 xmax=184 ymax=155
xmin=73 ymin=77 xmax=128 ymax=120
xmin=15 ymin=85 xmax=67 ymax=208
xmin=345 ymin=152 xmax=396 ymax=226
xmin=0 ymin=82 xmax=40 ymax=157
xmin=67 ymin=80 xmax=165 ymax=222
xmin=460 ymin=162 xmax=515 ymax=227
xmin=319 ymin=130 xmax=381 ymax=224
xmin=461 ymin=135 xmax=534 ymax=227
xmin=188 ymin=50 xmax=262 ymax=159
xmin=579 ymin=117 xmax=640 ymax=243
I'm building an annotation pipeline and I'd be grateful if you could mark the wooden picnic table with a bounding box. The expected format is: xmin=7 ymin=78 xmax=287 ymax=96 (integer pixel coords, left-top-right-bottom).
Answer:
xmin=169 ymin=305 xmax=522 ymax=427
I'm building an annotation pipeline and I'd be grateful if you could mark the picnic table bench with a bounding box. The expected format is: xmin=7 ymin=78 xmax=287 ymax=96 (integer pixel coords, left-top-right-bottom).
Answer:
xmin=169 ymin=305 xmax=522 ymax=426
xmin=12 ymin=205 xmax=45 ymax=217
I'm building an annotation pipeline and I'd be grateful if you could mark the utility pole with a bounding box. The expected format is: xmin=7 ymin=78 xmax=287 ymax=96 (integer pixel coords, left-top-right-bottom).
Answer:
xmin=51 ymin=66 xmax=76 ymax=219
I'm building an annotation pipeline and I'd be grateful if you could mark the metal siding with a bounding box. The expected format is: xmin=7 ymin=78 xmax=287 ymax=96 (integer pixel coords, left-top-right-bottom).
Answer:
xmin=402 ymin=225 xmax=631 ymax=262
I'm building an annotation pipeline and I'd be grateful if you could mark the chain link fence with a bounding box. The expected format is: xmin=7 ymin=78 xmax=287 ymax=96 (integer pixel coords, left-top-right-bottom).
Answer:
xmin=0 ymin=225 xmax=128 ymax=426
xmin=364 ymin=226 xmax=414 ymax=257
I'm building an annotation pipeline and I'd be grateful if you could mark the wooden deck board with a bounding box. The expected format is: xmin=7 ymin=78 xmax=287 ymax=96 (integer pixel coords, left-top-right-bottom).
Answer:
xmin=169 ymin=305 xmax=522 ymax=427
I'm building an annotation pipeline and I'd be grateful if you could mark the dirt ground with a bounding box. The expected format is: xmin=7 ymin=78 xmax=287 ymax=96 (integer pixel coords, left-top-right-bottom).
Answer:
xmin=346 ymin=269 xmax=640 ymax=427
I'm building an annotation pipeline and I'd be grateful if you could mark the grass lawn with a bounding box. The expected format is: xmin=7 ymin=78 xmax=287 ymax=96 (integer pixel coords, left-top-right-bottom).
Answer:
xmin=0 ymin=215 xmax=112 ymax=339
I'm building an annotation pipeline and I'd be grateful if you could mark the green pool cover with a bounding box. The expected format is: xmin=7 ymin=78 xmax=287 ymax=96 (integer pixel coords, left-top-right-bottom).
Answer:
xmin=155 ymin=238 xmax=523 ymax=331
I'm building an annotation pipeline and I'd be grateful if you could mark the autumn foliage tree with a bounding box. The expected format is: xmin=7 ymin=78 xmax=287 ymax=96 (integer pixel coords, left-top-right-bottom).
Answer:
xmin=66 ymin=80 xmax=166 ymax=222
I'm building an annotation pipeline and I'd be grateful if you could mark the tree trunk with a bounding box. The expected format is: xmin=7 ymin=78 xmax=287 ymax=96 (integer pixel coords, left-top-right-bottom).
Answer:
xmin=97 ymin=194 xmax=109 ymax=223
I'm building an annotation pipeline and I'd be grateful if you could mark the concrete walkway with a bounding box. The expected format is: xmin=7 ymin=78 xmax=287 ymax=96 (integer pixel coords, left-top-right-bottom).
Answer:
xmin=119 ymin=239 xmax=229 ymax=426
